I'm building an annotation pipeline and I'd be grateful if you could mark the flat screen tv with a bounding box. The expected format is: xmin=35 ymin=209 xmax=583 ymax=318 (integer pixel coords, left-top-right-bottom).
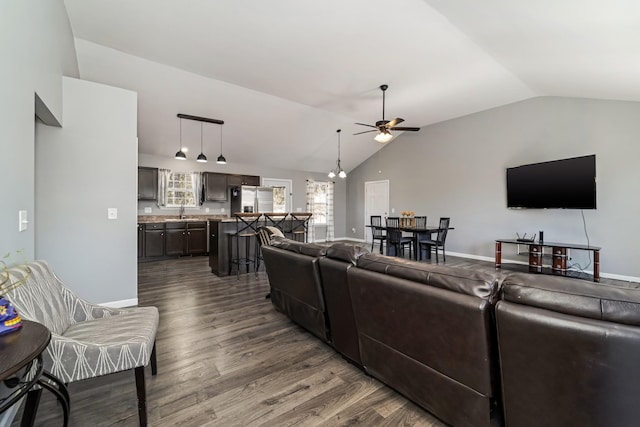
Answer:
xmin=506 ymin=154 xmax=596 ymax=209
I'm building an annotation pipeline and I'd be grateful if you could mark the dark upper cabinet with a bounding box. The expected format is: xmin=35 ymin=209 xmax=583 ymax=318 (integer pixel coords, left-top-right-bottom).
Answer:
xmin=227 ymin=174 xmax=260 ymax=186
xmin=204 ymin=172 xmax=228 ymax=201
xmin=138 ymin=167 xmax=158 ymax=200
xmin=243 ymin=175 xmax=261 ymax=186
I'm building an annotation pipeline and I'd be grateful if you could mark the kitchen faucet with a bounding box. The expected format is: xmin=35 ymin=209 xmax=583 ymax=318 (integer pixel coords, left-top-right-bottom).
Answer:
xmin=179 ymin=200 xmax=185 ymax=219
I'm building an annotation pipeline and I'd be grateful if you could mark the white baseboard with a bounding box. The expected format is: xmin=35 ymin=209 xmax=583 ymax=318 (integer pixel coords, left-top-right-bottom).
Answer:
xmin=100 ymin=297 xmax=138 ymax=308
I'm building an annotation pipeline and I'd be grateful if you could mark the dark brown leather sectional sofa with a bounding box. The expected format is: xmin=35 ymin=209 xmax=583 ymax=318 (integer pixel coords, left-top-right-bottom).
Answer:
xmin=262 ymin=239 xmax=640 ymax=427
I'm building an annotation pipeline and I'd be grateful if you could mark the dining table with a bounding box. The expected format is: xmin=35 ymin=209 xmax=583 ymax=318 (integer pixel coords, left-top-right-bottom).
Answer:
xmin=368 ymin=224 xmax=454 ymax=260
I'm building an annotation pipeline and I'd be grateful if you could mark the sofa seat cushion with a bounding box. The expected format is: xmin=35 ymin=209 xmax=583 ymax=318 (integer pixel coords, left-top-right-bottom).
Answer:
xmin=357 ymin=254 xmax=503 ymax=302
xmin=503 ymin=273 xmax=640 ymax=326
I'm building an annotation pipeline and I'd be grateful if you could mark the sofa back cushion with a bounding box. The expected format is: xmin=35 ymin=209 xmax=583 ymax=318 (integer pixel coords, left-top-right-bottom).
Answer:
xmin=271 ymin=238 xmax=327 ymax=257
xmin=357 ymin=254 xmax=502 ymax=303
xmin=349 ymin=257 xmax=502 ymax=397
xmin=326 ymin=242 xmax=370 ymax=265
xmin=502 ymin=273 xmax=640 ymax=326
xmin=498 ymin=274 xmax=640 ymax=426
xmin=6 ymin=260 xmax=71 ymax=335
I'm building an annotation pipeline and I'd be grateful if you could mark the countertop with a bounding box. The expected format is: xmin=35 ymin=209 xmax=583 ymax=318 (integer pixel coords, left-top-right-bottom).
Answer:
xmin=137 ymin=215 xmax=231 ymax=224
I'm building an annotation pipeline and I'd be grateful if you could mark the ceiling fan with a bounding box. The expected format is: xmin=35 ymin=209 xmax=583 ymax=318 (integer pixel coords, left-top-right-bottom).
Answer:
xmin=354 ymin=84 xmax=420 ymax=143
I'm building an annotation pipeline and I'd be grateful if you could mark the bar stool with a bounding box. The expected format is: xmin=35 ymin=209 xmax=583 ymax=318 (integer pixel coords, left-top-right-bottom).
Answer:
xmin=227 ymin=213 xmax=262 ymax=279
xmin=290 ymin=213 xmax=312 ymax=242
xmin=263 ymin=212 xmax=289 ymax=234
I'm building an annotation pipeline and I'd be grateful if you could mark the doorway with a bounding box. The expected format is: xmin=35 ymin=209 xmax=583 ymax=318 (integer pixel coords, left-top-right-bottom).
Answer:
xmin=364 ymin=180 xmax=389 ymax=244
xmin=262 ymin=178 xmax=292 ymax=212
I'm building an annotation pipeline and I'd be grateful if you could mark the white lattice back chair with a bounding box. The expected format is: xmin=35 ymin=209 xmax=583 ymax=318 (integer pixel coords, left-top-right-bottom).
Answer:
xmin=5 ymin=260 xmax=159 ymax=426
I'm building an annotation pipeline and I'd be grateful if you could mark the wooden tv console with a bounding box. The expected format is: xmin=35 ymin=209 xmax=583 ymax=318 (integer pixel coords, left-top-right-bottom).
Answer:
xmin=495 ymin=239 xmax=601 ymax=282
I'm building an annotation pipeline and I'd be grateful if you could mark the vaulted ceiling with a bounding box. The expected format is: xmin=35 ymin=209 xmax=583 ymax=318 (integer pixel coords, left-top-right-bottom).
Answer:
xmin=63 ymin=0 xmax=640 ymax=173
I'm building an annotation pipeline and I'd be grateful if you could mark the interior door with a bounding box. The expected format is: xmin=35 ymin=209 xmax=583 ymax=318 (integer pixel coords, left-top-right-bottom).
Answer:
xmin=262 ymin=178 xmax=292 ymax=213
xmin=364 ymin=180 xmax=389 ymax=244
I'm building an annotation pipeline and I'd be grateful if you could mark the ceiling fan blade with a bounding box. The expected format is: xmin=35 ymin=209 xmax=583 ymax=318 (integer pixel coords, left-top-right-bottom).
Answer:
xmin=385 ymin=118 xmax=404 ymax=128
xmin=355 ymin=122 xmax=377 ymax=129
xmin=353 ymin=129 xmax=378 ymax=135
xmin=390 ymin=126 xmax=420 ymax=131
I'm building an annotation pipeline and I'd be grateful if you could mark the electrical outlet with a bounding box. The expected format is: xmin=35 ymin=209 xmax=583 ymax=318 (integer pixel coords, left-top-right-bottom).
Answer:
xmin=144 ymin=207 xmax=152 ymax=214
xmin=205 ymin=207 xmax=210 ymax=213
xmin=352 ymin=227 xmax=356 ymax=233
xmin=391 ymin=208 xmax=395 ymax=214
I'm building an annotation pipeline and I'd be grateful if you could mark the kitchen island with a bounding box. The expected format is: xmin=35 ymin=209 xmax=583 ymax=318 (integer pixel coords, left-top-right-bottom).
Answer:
xmin=208 ymin=217 xmax=306 ymax=276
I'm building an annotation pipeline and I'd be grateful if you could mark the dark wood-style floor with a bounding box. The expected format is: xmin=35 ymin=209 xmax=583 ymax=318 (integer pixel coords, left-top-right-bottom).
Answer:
xmin=13 ymin=246 xmax=633 ymax=426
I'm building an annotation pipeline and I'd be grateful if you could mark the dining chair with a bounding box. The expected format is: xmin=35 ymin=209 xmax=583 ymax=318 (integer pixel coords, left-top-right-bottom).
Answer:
xmin=386 ymin=217 xmax=413 ymax=258
xmin=414 ymin=216 xmax=427 ymax=229
xmin=418 ymin=217 xmax=450 ymax=263
xmin=370 ymin=215 xmax=386 ymax=254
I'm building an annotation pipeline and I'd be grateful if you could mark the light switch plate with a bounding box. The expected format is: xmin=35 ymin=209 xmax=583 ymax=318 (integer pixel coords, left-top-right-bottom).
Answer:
xmin=107 ymin=208 xmax=118 ymax=220
xmin=205 ymin=208 xmax=210 ymax=213
xmin=18 ymin=210 xmax=28 ymax=232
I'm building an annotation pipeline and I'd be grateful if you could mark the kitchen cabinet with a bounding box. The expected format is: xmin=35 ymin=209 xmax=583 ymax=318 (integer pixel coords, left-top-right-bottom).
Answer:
xmin=227 ymin=174 xmax=260 ymax=186
xmin=203 ymin=172 xmax=228 ymax=201
xmin=143 ymin=223 xmax=164 ymax=257
xmin=138 ymin=224 xmax=144 ymax=258
xmin=165 ymin=222 xmax=187 ymax=256
xmin=138 ymin=167 xmax=158 ymax=200
xmin=139 ymin=220 xmax=208 ymax=261
xmin=187 ymin=222 xmax=207 ymax=255
xmin=165 ymin=221 xmax=208 ymax=256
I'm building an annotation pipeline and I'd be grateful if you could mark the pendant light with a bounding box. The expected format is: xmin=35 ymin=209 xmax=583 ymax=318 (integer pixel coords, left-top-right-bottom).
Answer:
xmin=328 ymin=129 xmax=347 ymax=179
xmin=196 ymin=122 xmax=208 ymax=163
xmin=216 ymin=124 xmax=227 ymax=165
xmin=175 ymin=117 xmax=187 ymax=160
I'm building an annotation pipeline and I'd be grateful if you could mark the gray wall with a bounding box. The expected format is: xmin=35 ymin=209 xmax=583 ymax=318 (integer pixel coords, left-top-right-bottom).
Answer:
xmin=0 ymin=0 xmax=78 ymax=259
xmin=347 ymin=96 xmax=640 ymax=279
xmin=36 ymin=77 xmax=138 ymax=305
xmin=138 ymin=153 xmax=347 ymax=239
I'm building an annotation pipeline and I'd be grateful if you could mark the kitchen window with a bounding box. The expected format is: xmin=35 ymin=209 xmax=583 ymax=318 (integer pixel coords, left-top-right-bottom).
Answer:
xmin=159 ymin=170 xmax=202 ymax=208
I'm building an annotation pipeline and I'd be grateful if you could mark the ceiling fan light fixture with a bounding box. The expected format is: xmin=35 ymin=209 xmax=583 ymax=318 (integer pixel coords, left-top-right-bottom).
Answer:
xmin=374 ymin=131 xmax=393 ymax=143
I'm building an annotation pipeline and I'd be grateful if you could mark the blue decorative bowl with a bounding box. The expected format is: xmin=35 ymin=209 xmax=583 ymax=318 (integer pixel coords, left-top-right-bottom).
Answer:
xmin=0 ymin=296 xmax=22 ymax=335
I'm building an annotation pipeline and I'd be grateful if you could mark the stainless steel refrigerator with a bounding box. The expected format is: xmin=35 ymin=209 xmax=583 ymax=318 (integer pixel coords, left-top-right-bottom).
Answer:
xmin=230 ymin=186 xmax=275 ymax=214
